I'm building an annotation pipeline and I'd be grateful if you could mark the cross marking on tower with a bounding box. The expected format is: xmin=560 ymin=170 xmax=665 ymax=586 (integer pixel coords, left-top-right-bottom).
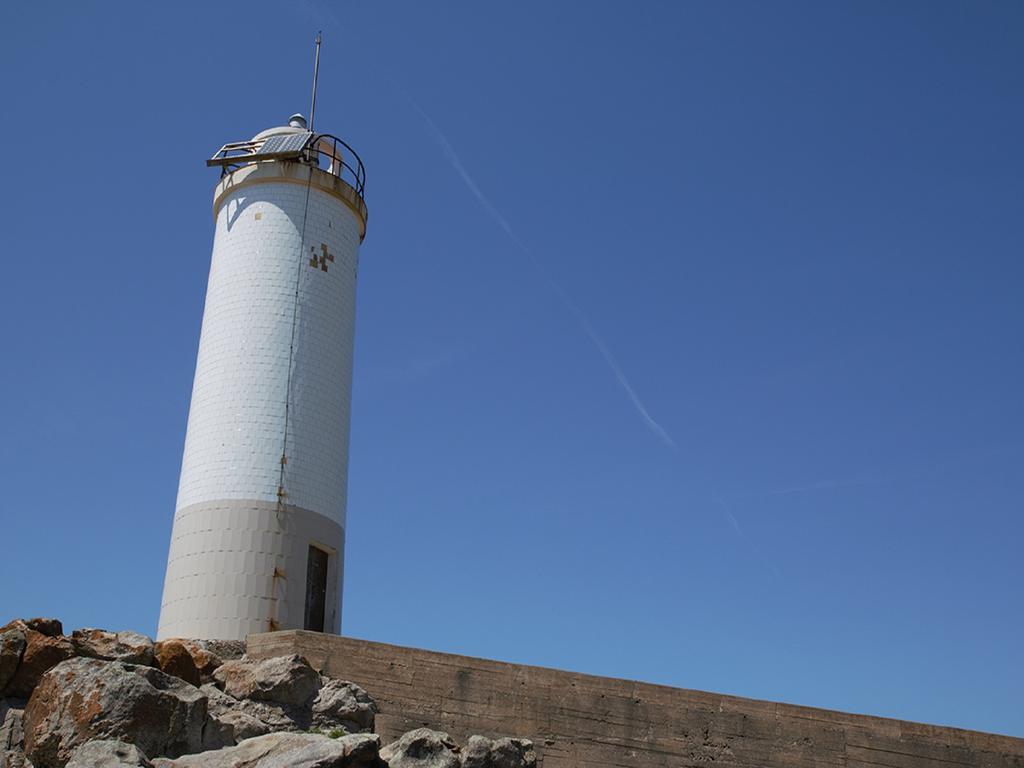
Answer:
xmin=309 ymin=243 xmax=334 ymax=272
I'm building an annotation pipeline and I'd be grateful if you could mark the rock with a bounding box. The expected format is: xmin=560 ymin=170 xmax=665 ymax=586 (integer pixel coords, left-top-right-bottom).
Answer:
xmin=312 ymin=680 xmax=376 ymax=733
xmin=23 ymin=657 xmax=226 ymax=768
xmin=65 ymin=740 xmax=152 ymax=767
xmin=1 ymin=700 xmax=27 ymax=768
xmin=337 ymin=733 xmax=384 ymax=767
xmin=71 ymin=630 xmax=154 ymax=667
xmin=20 ymin=620 xmax=62 ymax=639
xmin=1 ymin=701 xmax=26 ymax=747
xmin=160 ymin=640 xmax=241 ymax=685
xmin=152 ymin=731 xmax=383 ymax=767
xmin=193 ymin=640 xmax=245 ymax=663
xmin=0 ymin=748 xmax=29 ymax=767
xmin=212 ymin=656 xmax=321 ymax=708
xmin=3 ymin=628 xmax=75 ymax=700
xmin=200 ymin=685 xmax=273 ymax=743
xmin=0 ymin=628 xmax=27 ymax=693
xmin=0 ymin=618 xmax=63 ymax=638
xmin=461 ymin=736 xmax=537 ymax=768
xmin=168 ymin=642 xmax=220 ymax=685
xmin=200 ymin=681 xmax=314 ymax=741
xmin=380 ymin=729 xmax=460 ymax=768
xmin=153 ymin=642 xmax=200 ymax=688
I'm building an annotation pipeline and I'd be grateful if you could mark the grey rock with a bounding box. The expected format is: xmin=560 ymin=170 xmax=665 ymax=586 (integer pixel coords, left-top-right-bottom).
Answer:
xmin=23 ymin=657 xmax=227 ymax=768
xmin=0 ymin=748 xmax=30 ymax=768
xmin=1 ymin=702 xmax=25 ymax=751
xmin=312 ymin=680 xmax=376 ymax=733
xmin=154 ymin=731 xmax=383 ymax=767
xmin=335 ymin=733 xmax=384 ymax=767
xmin=461 ymin=736 xmax=536 ymax=768
xmin=199 ymin=684 xmax=296 ymax=745
xmin=380 ymin=729 xmax=460 ymax=768
xmin=0 ymin=630 xmax=27 ymax=694
xmin=65 ymin=740 xmax=152 ymax=768
xmin=188 ymin=640 xmax=244 ymax=664
xmin=1 ymin=701 xmax=27 ymax=768
xmin=213 ymin=656 xmax=321 ymax=708
xmin=71 ymin=630 xmax=154 ymax=667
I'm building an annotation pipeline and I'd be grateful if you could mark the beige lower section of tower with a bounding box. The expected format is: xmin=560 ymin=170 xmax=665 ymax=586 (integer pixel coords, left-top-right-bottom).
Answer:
xmin=157 ymin=500 xmax=344 ymax=641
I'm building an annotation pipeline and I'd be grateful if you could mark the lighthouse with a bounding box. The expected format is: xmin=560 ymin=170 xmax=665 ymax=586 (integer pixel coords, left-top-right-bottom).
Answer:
xmin=157 ymin=113 xmax=368 ymax=641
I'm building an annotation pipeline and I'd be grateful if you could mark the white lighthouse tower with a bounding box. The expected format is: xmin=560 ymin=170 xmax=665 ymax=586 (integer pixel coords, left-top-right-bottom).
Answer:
xmin=157 ymin=112 xmax=368 ymax=641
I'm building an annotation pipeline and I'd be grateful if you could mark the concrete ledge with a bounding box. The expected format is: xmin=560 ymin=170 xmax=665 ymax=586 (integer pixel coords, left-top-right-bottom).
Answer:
xmin=246 ymin=631 xmax=1024 ymax=768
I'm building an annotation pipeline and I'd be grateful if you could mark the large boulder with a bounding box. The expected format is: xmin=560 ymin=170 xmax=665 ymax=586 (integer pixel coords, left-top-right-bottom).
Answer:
xmin=65 ymin=739 xmax=152 ymax=767
xmin=461 ymin=736 xmax=537 ymax=768
xmin=23 ymin=657 xmax=228 ymax=768
xmin=153 ymin=642 xmax=200 ymax=688
xmin=312 ymin=680 xmax=376 ymax=733
xmin=71 ymin=630 xmax=154 ymax=667
xmin=150 ymin=731 xmax=383 ymax=767
xmin=3 ymin=623 xmax=75 ymax=699
xmin=200 ymin=684 xmax=287 ymax=743
xmin=212 ymin=656 xmax=321 ymax=708
xmin=0 ymin=627 xmax=27 ymax=693
xmin=380 ymin=729 xmax=461 ymax=768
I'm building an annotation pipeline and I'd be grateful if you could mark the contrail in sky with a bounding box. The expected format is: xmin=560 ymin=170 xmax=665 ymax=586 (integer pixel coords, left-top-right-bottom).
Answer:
xmin=713 ymin=493 xmax=781 ymax=577
xmin=404 ymin=93 xmax=677 ymax=450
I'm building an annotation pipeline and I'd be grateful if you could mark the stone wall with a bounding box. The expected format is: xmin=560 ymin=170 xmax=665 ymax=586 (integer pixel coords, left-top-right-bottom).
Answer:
xmin=247 ymin=631 xmax=1024 ymax=768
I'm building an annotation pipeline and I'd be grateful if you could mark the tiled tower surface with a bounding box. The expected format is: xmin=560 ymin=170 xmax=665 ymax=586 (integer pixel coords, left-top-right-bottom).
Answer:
xmin=158 ymin=124 xmax=366 ymax=641
xmin=249 ymin=631 xmax=1024 ymax=768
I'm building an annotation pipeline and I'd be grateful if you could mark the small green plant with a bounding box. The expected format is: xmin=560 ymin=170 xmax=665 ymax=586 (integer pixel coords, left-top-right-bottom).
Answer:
xmin=304 ymin=726 xmax=347 ymax=739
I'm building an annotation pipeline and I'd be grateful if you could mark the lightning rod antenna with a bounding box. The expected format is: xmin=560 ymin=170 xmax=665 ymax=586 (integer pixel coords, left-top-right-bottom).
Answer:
xmin=309 ymin=31 xmax=322 ymax=133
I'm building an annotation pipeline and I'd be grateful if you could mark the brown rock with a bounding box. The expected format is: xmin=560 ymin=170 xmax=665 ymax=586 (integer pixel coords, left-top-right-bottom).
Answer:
xmin=150 ymin=639 xmax=242 ymax=687
xmin=212 ymin=655 xmax=321 ymax=708
xmin=4 ymin=628 xmax=75 ymax=699
xmin=1 ymin=619 xmax=63 ymax=638
xmin=22 ymin=619 xmax=62 ymax=638
xmin=23 ymin=657 xmax=225 ymax=768
xmin=153 ymin=641 xmax=200 ymax=688
xmin=167 ymin=640 xmax=241 ymax=684
xmin=71 ymin=630 xmax=154 ymax=666
xmin=0 ymin=627 xmax=27 ymax=693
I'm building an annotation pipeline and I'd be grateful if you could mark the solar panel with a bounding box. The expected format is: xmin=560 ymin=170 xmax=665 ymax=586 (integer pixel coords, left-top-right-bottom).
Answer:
xmin=207 ymin=131 xmax=317 ymax=169
xmin=259 ymin=131 xmax=313 ymax=155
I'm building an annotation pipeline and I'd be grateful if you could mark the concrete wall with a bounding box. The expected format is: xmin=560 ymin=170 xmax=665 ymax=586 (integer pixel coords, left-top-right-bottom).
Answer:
xmin=247 ymin=631 xmax=1024 ymax=768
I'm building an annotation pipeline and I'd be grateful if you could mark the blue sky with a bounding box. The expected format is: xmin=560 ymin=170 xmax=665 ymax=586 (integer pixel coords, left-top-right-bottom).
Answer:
xmin=1 ymin=0 xmax=1022 ymax=738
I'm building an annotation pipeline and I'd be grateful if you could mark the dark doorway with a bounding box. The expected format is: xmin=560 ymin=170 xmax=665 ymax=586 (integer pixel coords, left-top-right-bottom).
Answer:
xmin=304 ymin=545 xmax=329 ymax=632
